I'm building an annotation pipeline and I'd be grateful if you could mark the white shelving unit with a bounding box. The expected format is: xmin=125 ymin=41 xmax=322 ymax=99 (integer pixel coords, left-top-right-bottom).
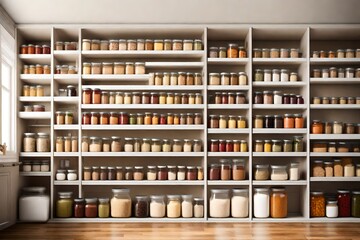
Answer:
xmin=16 ymin=24 xmax=360 ymax=223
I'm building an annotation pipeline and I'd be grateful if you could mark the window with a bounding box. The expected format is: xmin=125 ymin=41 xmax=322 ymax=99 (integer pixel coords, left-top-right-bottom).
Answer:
xmin=0 ymin=25 xmax=15 ymax=152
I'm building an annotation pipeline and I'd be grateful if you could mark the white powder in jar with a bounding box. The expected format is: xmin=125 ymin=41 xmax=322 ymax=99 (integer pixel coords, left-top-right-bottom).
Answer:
xmin=181 ymin=201 xmax=193 ymax=218
xmin=194 ymin=204 xmax=204 ymax=218
xmin=254 ymin=192 xmax=269 ymax=218
xmin=209 ymin=199 xmax=230 ymax=218
xmin=231 ymin=196 xmax=248 ymax=218
xmin=124 ymin=143 xmax=133 ymax=152
xmin=150 ymin=201 xmax=165 ymax=218
xmin=82 ymin=141 xmax=89 ymax=152
xmin=289 ymin=167 xmax=299 ymax=180
xmin=162 ymin=143 xmax=171 ymax=152
xmin=271 ymin=173 xmax=288 ymax=180
xmin=183 ymin=142 xmax=192 ymax=152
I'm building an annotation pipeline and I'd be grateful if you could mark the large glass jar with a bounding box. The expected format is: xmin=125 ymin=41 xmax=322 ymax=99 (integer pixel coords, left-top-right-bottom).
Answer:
xmin=209 ymin=189 xmax=230 ymax=218
xmin=270 ymin=188 xmax=288 ymax=218
xmin=352 ymin=191 xmax=360 ymax=217
xmin=337 ymin=190 xmax=351 ymax=217
xmin=150 ymin=195 xmax=166 ymax=218
xmin=167 ymin=195 xmax=181 ymax=218
xmin=310 ymin=191 xmax=325 ymax=217
xmin=312 ymin=120 xmax=324 ymax=134
xmin=254 ymin=188 xmax=270 ymax=218
xmin=231 ymin=189 xmax=249 ymax=218
xmin=56 ymin=192 xmax=73 ymax=218
xmin=134 ymin=196 xmax=149 ymax=218
xmin=23 ymin=133 xmax=36 ymax=152
xmin=110 ymin=189 xmax=131 ymax=218
xmin=37 ymin=133 xmax=50 ymax=152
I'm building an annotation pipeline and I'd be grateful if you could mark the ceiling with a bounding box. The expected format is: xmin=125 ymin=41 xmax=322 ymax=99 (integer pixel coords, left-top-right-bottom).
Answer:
xmin=1 ymin=0 xmax=360 ymax=25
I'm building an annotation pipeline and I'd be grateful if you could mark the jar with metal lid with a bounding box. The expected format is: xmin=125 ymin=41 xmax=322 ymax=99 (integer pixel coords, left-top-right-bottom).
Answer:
xmin=263 ymin=91 xmax=273 ymax=104
xmin=227 ymin=43 xmax=239 ymax=58
xmin=263 ymin=69 xmax=272 ymax=82
xmin=254 ymin=115 xmax=264 ymax=128
xmin=325 ymin=200 xmax=338 ymax=218
xmin=337 ymin=190 xmax=351 ymax=217
xmin=282 ymin=139 xmax=292 ymax=152
xmin=81 ymin=136 xmax=89 ymax=152
xmin=64 ymin=111 xmax=73 ymax=124
xmin=290 ymin=48 xmax=299 ymax=58
xmin=253 ymin=48 xmax=262 ymax=58
xmin=89 ymin=137 xmax=102 ymax=152
xmin=163 ymin=39 xmax=171 ymax=50
xmin=209 ymin=189 xmax=230 ymax=218
xmin=270 ymin=188 xmax=288 ymax=218
xmin=311 ymin=120 xmax=323 ymax=134
xmin=273 ymin=115 xmax=283 ymax=128
xmin=270 ymin=48 xmax=280 ymax=58
xmin=293 ymin=136 xmax=303 ymax=152
xmin=271 ymin=140 xmax=282 ymax=152
xmin=272 ymin=69 xmax=280 ymax=81
xmin=326 ymin=161 xmax=335 ymax=176
xmin=134 ymin=196 xmax=149 ymax=218
xmin=263 ymin=140 xmax=271 ymax=152
xmin=56 ymin=192 xmax=73 ymax=218
xmin=352 ymin=191 xmax=360 ymax=217
xmin=172 ymin=39 xmax=183 ymax=51
xmin=102 ymin=62 xmax=113 ymax=74
xmin=151 ymin=138 xmax=161 ymax=152
xmin=110 ymin=189 xmax=131 ymax=218
xmin=280 ymin=69 xmax=289 ymax=82
xmin=183 ymin=39 xmax=193 ymax=51
xmin=36 ymin=133 xmax=50 ymax=152
xmin=254 ymin=92 xmax=263 ymax=104
xmin=186 ymin=166 xmax=197 ymax=180
xmin=254 ymin=140 xmax=264 ymax=152
xmin=150 ymin=195 xmax=166 ymax=218
xmin=253 ymin=188 xmax=270 ymax=218
xmin=284 ymin=114 xmax=295 ymax=128
xmin=254 ymin=69 xmax=264 ymax=81
xmin=156 ymin=166 xmax=167 ymax=180
xmin=33 ymin=104 xmax=45 ymax=112
xmin=264 ymin=115 xmax=274 ymax=128
xmin=255 ymin=164 xmax=269 ymax=180
xmin=333 ymin=121 xmax=343 ymax=134
xmin=280 ymin=48 xmax=289 ymax=58
xmin=167 ymin=166 xmax=177 ymax=180
xmin=238 ymin=72 xmax=247 ymax=85
xmin=290 ymin=72 xmax=298 ymax=82
xmin=56 ymin=169 xmax=66 ymax=181
xmin=133 ymin=166 xmax=144 ymax=181
xmin=123 ymin=167 xmax=133 ymax=180
xmin=219 ymin=159 xmax=231 ymax=180
xmin=270 ymin=165 xmax=288 ymax=180
xmin=219 ymin=47 xmax=227 ymax=58
xmin=310 ymin=192 xmax=325 ymax=217
xmin=35 ymin=64 xmax=44 ymax=74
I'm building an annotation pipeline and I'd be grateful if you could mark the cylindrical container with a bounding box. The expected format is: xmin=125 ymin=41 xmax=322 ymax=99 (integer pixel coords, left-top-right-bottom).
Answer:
xmin=167 ymin=195 xmax=181 ymax=218
xmin=110 ymin=189 xmax=131 ymax=218
xmin=337 ymin=190 xmax=351 ymax=217
xmin=231 ymin=189 xmax=249 ymax=218
xmin=19 ymin=187 xmax=50 ymax=222
xmin=254 ymin=188 xmax=269 ymax=218
xmin=326 ymin=200 xmax=338 ymax=218
xmin=310 ymin=192 xmax=325 ymax=217
xmin=209 ymin=189 xmax=230 ymax=218
xmin=134 ymin=196 xmax=149 ymax=218
xmin=352 ymin=191 xmax=360 ymax=217
xmin=56 ymin=192 xmax=73 ymax=218
xmin=270 ymin=188 xmax=288 ymax=218
xmin=150 ymin=195 xmax=166 ymax=218
xmin=85 ymin=198 xmax=98 ymax=218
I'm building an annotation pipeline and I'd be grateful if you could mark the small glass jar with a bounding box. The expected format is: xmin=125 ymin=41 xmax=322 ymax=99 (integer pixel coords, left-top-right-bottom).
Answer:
xmin=311 ymin=192 xmax=325 ymax=217
xmin=270 ymin=165 xmax=288 ymax=180
xmin=272 ymin=69 xmax=280 ymax=81
xmin=186 ymin=166 xmax=197 ymax=180
xmin=312 ymin=120 xmax=323 ymax=134
xmin=270 ymin=48 xmax=280 ymax=58
xmin=150 ymin=195 xmax=166 ymax=218
xmin=272 ymin=140 xmax=282 ymax=152
xmin=56 ymin=192 xmax=73 ymax=218
xmin=172 ymin=39 xmax=183 ymax=51
xmin=254 ymin=164 xmax=269 ymax=180
xmin=254 ymin=69 xmax=264 ymax=81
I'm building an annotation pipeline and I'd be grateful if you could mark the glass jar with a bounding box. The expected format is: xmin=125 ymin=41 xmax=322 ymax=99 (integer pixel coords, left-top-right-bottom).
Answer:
xmin=114 ymin=62 xmax=125 ymax=74
xmin=272 ymin=140 xmax=282 ymax=152
xmin=167 ymin=166 xmax=176 ymax=180
xmin=334 ymin=159 xmax=344 ymax=177
xmin=150 ymin=195 xmax=166 ymax=218
xmin=186 ymin=166 xmax=197 ymax=180
xmin=231 ymin=189 xmax=248 ymax=218
xmin=36 ymin=133 xmax=50 ymax=152
xmin=274 ymin=115 xmax=283 ymax=128
xmin=73 ymin=198 xmax=85 ymax=218
xmin=337 ymin=190 xmax=351 ymax=217
xmin=312 ymin=120 xmax=323 ymax=134
xmin=209 ymin=189 xmax=230 ymax=218
xmin=270 ymin=188 xmax=288 ymax=218
xmin=333 ymin=121 xmax=343 ymax=134
xmin=310 ymin=192 xmax=325 ymax=217
xmin=81 ymin=136 xmax=89 ymax=152
xmin=157 ymin=166 xmax=167 ymax=180
xmin=270 ymin=165 xmax=288 ymax=180
xmin=352 ymin=191 xmax=360 ymax=217
xmin=84 ymin=198 xmax=98 ymax=218
xmin=284 ymin=114 xmax=295 ymax=128
xmin=219 ymin=159 xmax=231 ymax=180
xmin=209 ymin=164 xmax=220 ymax=180
xmin=134 ymin=166 xmax=144 ymax=181
xmin=326 ymin=200 xmax=338 ymax=218
xmin=110 ymin=189 xmax=131 ymax=218
xmin=23 ymin=133 xmax=36 ymax=152
xmin=280 ymin=48 xmax=289 ymax=58
xmin=89 ymin=137 xmax=102 ymax=152
xmin=134 ymin=196 xmax=149 ymax=218
xmin=56 ymin=192 xmax=73 ymax=218
xmin=263 ymin=91 xmax=273 ymax=104
xmin=92 ymin=88 xmax=101 ymax=104
xmin=254 ymin=188 xmax=270 ymax=218
xmin=232 ymin=159 xmax=245 ymax=180
xmin=166 ymin=195 xmax=181 ymax=218
xmin=255 ymin=140 xmax=264 ymax=152
xmin=254 ymin=115 xmax=264 ymax=128
xmin=147 ymin=166 xmax=157 ymax=181
xmin=254 ymin=69 xmax=264 ymax=81
xmin=255 ymin=164 xmax=269 ymax=180
xmin=289 ymin=162 xmax=300 ymax=180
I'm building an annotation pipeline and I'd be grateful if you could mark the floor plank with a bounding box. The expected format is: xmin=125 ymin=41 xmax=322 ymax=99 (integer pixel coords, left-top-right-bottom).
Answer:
xmin=0 ymin=223 xmax=360 ymax=240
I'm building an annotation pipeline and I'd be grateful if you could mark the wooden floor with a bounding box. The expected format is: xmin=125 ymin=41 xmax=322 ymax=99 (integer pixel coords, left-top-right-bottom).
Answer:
xmin=1 ymin=223 xmax=360 ymax=240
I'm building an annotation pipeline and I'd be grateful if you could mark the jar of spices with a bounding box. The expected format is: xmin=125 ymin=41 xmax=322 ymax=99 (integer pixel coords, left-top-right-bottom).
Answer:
xmin=89 ymin=137 xmax=102 ymax=152
xmin=149 ymin=195 xmax=166 ymax=218
xmin=254 ymin=115 xmax=264 ymax=128
xmin=284 ymin=114 xmax=295 ymax=128
xmin=134 ymin=166 xmax=144 ymax=181
xmin=227 ymin=43 xmax=239 ymax=58
xmin=73 ymin=198 xmax=85 ymax=218
xmin=310 ymin=192 xmax=325 ymax=217
xmin=172 ymin=39 xmax=183 ymax=51
xmin=254 ymin=164 xmax=269 ymax=180
xmin=36 ymin=133 xmax=50 ymax=152
xmin=232 ymin=159 xmax=245 ymax=180
xmin=239 ymin=72 xmax=247 ymax=85
xmin=270 ymin=188 xmax=288 ymax=218
xmin=312 ymin=120 xmax=323 ymax=134
xmin=82 ymin=136 xmax=89 ymax=152
xmin=254 ymin=69 xmax=264 ymax=81
xmin=134 ymin=196 xmax=149 ymax=218
xmin=219 ymin=159 xmax=231 ymax=180
xmin=333 ymin=121 xmax=343 ymax=134
xmin=157 ymin=166 xmax=167 ymax=180
xmin=254 ymin=92 xmax=263 ymax=104
xmin=270 ymin=48 xmax=280 ymax=58
xmin=280 ymin=69 xmax=289 ymax=82
xmin=274 ymin=115 xmax=283 ymax=128
xmin=209 ymin=164 xmax=220 ymax=180
xmin=166 ymin=195 xmax=181 ymax=218
xmin=272 ymin=140 xmax=282 ymax=152
xmin=263 ymin=91 xmax=273 ymax=104
xmin=253 ymin=48 xmax=262 ymax=58
xmin=255 ymin=140 xmax=264 ymax=152
xmin=293 ymin=136 xmax=304 ymax=152
xmin=186 ymin=166 xmax=197 ymax=180
xmin=283 ymin=139 xmax=293 ymax=152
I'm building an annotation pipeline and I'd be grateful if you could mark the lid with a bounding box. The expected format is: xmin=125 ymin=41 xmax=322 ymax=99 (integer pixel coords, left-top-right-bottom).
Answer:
xmin=254 ymin=188 xmax=269 ymax=193
xmin=22 ymin=187 xmax=46 ymax=194
xmin=167 ymin=195 xmax=181 ymax=200
xmin=352 ymin=191 xmax=360 ymax=195
xmin=193 ymin=198 xmax=204 ymax=202
xmin=98 ymin=198 xmax=110 ymax=203
xmin=210 ymin=189 xmax=230 ymax=194
xmin=255 ymin=164 xmax=269 ymax=169
xmin=74 ymin=198 xmax=85 ymax=203
xmin=181 ymin=194 xmax=193 ymax=200
xmin=167 ymin=165 xmax=177 ymax=169
xmin=58 ymin=192 xmax=73 ymax=198
xmin=24 ymin=132 xmax=36 ymax=137
xmin=67 ymin=169 xmax=77 ymax=173
xmin=232 ymin=188 xmax=248 ymax=193
xmin=37 ymin=132 xmax=49 ymax=136
xmin=337 ymin=190 xmax=350 ymax=194
xmin=150 ymin=195 xmax=165 ymax=200
xmin=112 ymin=188 xmax=130 ymax=194
xmin=271 ymin=187 xmax=286 ymax=192
xmin=92 ymin=166 xmax=99 ymax=169
xmin=85 ymin=198 xmax=98 ymax=204
xmin=134 ymin=166 xmax=144 ymax=170
xmin=147 ymin=165 xmax=157 ymax=169
xmin=311 ymin=191 xmax=324 ymax=195
xmin=270 ymin=165 xmax=287 ymax=169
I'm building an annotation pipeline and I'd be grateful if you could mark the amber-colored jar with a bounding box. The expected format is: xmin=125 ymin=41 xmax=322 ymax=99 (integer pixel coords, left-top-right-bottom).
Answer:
xmin=312 ymin=120 xmax=323 ymax=134
xmin=100 ymin=112 xmax=109 ymax=125
xmin=227 ymin=44 xmax=239 ymax=58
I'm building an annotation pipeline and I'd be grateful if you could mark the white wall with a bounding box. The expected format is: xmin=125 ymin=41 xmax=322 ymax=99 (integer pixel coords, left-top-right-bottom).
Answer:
xmin=0 ymin=0 xmax=360 ymax=24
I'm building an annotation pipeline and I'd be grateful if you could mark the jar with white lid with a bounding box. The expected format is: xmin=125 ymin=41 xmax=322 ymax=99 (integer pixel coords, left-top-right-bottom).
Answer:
xmin=111 ymin=188 xmax=131 ymax=218
xmin=239 ymin=72 xmax=247 ymax=85
xmin=177 ymin=166 xmax=186 ymax=180
xmin=56 ymin=170 xmax=66 ymax=180
xmin=231 ymin=189 xmax=249 ymax=218
xmin=253 ymin=188 xmax=269 ymax=218
xmin=23 ymin=133 xmax=36 ymax=152
xmin=123 ymin=137 xmax=133 ymax=152
xmin=272 ymin=69 xmax=280 ymax=82
xmin=270 ymin=165 xmax=288 ymax=180
xmin=264 ymin=69 xmax=272 ymax=82
xmin=183 ymin=139 xmax=192 ymax=152
xmin=19 ymin=187 xmax=50 ymax=222
xmin=67 ymin=169 xmax=77 ymax=181
xmin=150 ymin=195 xmax=166 ymax=218
xmin=326 ymin=200 xmax=338 ymax=218
xmin=37 ymin=133 xmax=50 ymax=152
xmin=209 ymin=189 xmax=230 ymax=218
